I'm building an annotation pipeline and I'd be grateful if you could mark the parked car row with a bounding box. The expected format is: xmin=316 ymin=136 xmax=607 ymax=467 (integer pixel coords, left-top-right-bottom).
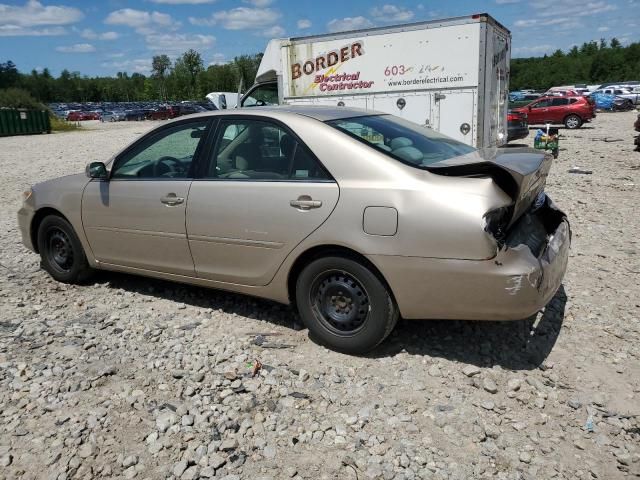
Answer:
xmin=506 ymin=80 xmax=640 ymax=135
xmin=51 ymin=101 xmax=217 ymax=123
xmin=66 ymin=111 xmax=101 ymax=121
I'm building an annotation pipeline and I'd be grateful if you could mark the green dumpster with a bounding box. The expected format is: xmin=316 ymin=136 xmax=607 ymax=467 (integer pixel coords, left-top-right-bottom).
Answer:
xmin=0 ymin=109 xmax=51 ymax=137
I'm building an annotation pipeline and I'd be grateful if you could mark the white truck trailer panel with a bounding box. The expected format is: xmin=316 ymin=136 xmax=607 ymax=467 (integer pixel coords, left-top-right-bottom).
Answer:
xmin=251 ymin=15 xmax=510 ymax=148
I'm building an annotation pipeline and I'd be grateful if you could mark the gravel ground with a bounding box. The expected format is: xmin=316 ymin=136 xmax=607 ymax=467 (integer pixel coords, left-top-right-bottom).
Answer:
xmin=0 ymin=113 xmax=639 ymax=480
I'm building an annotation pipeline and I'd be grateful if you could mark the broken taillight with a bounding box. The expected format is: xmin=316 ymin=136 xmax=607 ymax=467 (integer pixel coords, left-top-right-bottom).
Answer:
xmin=483 ymin=206 xmax=512 ymax=247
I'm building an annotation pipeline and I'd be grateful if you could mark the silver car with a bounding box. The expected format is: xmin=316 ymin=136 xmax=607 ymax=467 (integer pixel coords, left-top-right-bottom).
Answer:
xmin=100 ymin=111 xmax=125 ymax=122
xmin=17 ymin=107 xmax=570 ymax=353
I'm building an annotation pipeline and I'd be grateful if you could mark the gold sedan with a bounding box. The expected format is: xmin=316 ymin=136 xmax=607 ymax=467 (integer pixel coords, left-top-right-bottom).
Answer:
xmin=18 ymin=106 xmax=570 ymax=354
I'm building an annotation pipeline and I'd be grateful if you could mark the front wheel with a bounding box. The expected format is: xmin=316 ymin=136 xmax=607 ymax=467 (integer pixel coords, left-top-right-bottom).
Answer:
xmin=295 ymin=256 xmax=398 ymax=354
xmin=564 ymin=114 xmax=582 ymax=129
xmin=37 ymin=215 xmax=92 ymax=283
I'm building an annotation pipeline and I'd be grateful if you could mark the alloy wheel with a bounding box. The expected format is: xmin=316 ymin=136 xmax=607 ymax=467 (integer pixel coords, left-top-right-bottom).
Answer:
xmin=565 ymin=115 xmax=580 ymax=129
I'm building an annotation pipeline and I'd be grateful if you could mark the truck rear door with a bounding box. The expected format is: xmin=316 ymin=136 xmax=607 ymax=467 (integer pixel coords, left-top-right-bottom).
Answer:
xmin=434 ymin=91 xmax=475 ymax=144
xmin=481 ymin=22 xmax=510 ymax=147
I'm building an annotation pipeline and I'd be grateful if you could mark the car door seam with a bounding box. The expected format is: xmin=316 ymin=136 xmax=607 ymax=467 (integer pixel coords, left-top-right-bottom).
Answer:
xmin=263 ymin=181 xmax=342 ymax=286
xmin=80 ymin=179 xmax=99 ymax=263
xmin=184 ymin=179 xmax=197 ymax=269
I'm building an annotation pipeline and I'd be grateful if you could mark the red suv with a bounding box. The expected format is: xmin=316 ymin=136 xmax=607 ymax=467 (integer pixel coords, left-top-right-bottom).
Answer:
xmin=512 ymin=95 xmax=595 ymax=129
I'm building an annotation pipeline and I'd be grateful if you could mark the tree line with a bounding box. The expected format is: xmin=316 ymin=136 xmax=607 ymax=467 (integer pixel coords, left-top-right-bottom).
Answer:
xmin=0 ymin=50 xmax=262 ymax=104
xmin=511 ymin=39 xmax=640 ymax=90
xmin=1 ymin=39 xmax=639 ymax=105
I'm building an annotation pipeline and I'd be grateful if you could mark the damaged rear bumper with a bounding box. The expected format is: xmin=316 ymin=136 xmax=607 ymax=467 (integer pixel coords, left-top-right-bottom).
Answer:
xmin=368 ymin=198 xmax=570 ymax=321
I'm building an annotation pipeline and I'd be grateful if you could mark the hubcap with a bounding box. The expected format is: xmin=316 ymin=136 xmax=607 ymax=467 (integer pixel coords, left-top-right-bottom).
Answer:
xmin=46 ymin=228 xmax=73 ymax=272
xmin=311 ymin=270 xmax=369 ymax=336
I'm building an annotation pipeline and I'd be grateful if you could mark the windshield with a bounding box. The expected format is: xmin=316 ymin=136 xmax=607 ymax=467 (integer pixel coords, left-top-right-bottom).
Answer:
xmin=326 ymin=115 xmax=476 ymax=167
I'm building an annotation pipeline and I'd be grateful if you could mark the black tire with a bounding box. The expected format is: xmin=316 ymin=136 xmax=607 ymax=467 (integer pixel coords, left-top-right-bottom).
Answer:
xmin=37 ymin=215 xmax=92 ymax=284
xmin=564 ymin=114 xmax=582 ymax=129
xmin=295 ymin=256 xmax=398 ymax=354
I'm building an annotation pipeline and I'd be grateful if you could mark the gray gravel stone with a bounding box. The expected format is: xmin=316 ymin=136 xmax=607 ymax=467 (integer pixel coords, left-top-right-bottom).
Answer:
xmin=173 ymin=460 xmax=188 ymax=477
xmin=263 ymin=445 xmax=277 ymax=459
xmin=483 ymin=378 xmax=498 ymax=394
xmin=157 ymin=412 xmax=178 ymax=433
xmin=209 ymin=453 xmax=226 ymax=469
xmin=77 ymin=443 xmax=96 ymax=459
xmin=462 ymin=365 xmax=481 ymax=377
xmin=182 ymin=466 xmax=199 ymax=480
xmin=507 ymin=378 xmax=522 ymax=391
xmin=182 ymin=415 xmax=195 ymax=427
xmin=220 ymin=439 xmax=238 ymax=451
xmin=122 ymin=455 xmax=138 ymax=468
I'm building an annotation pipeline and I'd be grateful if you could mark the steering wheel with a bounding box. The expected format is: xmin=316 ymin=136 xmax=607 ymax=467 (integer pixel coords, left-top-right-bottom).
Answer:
xmin=153 ymin=156 xmax=184 ymax=177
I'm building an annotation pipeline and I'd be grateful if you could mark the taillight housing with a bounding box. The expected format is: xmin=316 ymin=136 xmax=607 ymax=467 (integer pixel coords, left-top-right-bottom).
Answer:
xmin=483 ymin=206 xmax=512 ymax=247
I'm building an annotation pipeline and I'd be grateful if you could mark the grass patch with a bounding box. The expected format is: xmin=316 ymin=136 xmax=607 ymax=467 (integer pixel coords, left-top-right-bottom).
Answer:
xmin=50 ymin=115 xmax=81 ymax=132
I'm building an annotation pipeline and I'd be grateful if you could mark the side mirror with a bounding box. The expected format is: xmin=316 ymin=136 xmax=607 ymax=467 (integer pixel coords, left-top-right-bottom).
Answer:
xmin=528 ymin=106 xmax=532 ymax=111
xmin=86 ymin=161 xmax=108 ymax=179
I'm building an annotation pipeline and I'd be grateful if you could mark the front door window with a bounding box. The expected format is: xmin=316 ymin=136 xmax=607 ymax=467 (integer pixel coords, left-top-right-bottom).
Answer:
xmin=111 ymin=120 xmax=209 ymax=179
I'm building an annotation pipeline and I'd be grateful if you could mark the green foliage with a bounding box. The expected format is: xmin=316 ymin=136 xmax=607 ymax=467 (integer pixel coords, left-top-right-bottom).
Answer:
xmin=0 ymin=61 xmax=19 ymax=89
xmin=5 ymin=39 xmax=635 ymax=102
xmin=0 ymin=87 xmax=45 ymax=109
xmin=0 ymin=52 xmax=263 ymax=103
xmin=152 ymin=54 xmax=171 ymax=100
xmin=511 ymin=40 xmax=640 ymax=90
xmin=50 ymin=115 xmax=80 ymax=132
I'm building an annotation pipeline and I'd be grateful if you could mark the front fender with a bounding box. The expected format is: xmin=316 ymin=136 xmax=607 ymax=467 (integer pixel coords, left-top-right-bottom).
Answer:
xmin=29 ymin=174 xmax=96 ymax=264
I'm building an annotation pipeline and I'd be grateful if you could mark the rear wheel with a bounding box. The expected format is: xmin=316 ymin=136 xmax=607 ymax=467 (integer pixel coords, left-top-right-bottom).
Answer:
xmin=295 ymin=256 xmax=398 ymax=354
xmin=564 ymin=114 xmax=582 ymax=129
xmin=37 ymin=215 xmax=92 ymax=283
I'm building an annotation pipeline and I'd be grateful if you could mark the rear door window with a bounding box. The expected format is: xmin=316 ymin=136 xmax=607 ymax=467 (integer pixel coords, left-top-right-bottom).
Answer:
xmin=551 ymin=98 xmax=569 ymax=106
xmin=532 ymin=99 xmax=552 ymax=108
xmin=206 ymin=119 xmax=330 ymax=181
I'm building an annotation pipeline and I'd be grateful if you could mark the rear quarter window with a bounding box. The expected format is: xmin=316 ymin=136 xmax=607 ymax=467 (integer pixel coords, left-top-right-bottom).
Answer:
xmin=327 ymin=115 xmax=475 ymax=168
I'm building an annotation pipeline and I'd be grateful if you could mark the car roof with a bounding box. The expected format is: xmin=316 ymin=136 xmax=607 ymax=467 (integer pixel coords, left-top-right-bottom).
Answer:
xmin=178 ymin=105 xmax=378 ymax=123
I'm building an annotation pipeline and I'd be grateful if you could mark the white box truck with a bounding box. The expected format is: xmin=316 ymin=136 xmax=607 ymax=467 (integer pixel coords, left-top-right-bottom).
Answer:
xmin=238 ymin=13 xmax=511 ymax=148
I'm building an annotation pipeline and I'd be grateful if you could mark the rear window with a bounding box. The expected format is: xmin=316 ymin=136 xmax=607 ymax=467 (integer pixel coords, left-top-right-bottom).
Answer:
xmin=326 ymin=115 xmax=475 ymax=168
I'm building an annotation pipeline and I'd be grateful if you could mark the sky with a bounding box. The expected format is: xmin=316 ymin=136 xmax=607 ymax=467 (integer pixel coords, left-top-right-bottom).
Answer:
xmin=0 ymin=0 xmax=638 ymax=77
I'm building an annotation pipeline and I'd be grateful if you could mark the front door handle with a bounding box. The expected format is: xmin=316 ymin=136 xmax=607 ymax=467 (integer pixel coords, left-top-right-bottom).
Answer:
xmin=161 ymin=193 xmax=184 ymax=206
xmin=290 ymin=195 xmax=322 ymax=210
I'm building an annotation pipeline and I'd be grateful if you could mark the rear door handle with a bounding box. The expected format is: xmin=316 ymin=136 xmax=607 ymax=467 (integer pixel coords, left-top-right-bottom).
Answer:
xmin=290 ymin=195 xmax=322 ymax=210
xmin=161 ymin=193 xmax=184 ymax=206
